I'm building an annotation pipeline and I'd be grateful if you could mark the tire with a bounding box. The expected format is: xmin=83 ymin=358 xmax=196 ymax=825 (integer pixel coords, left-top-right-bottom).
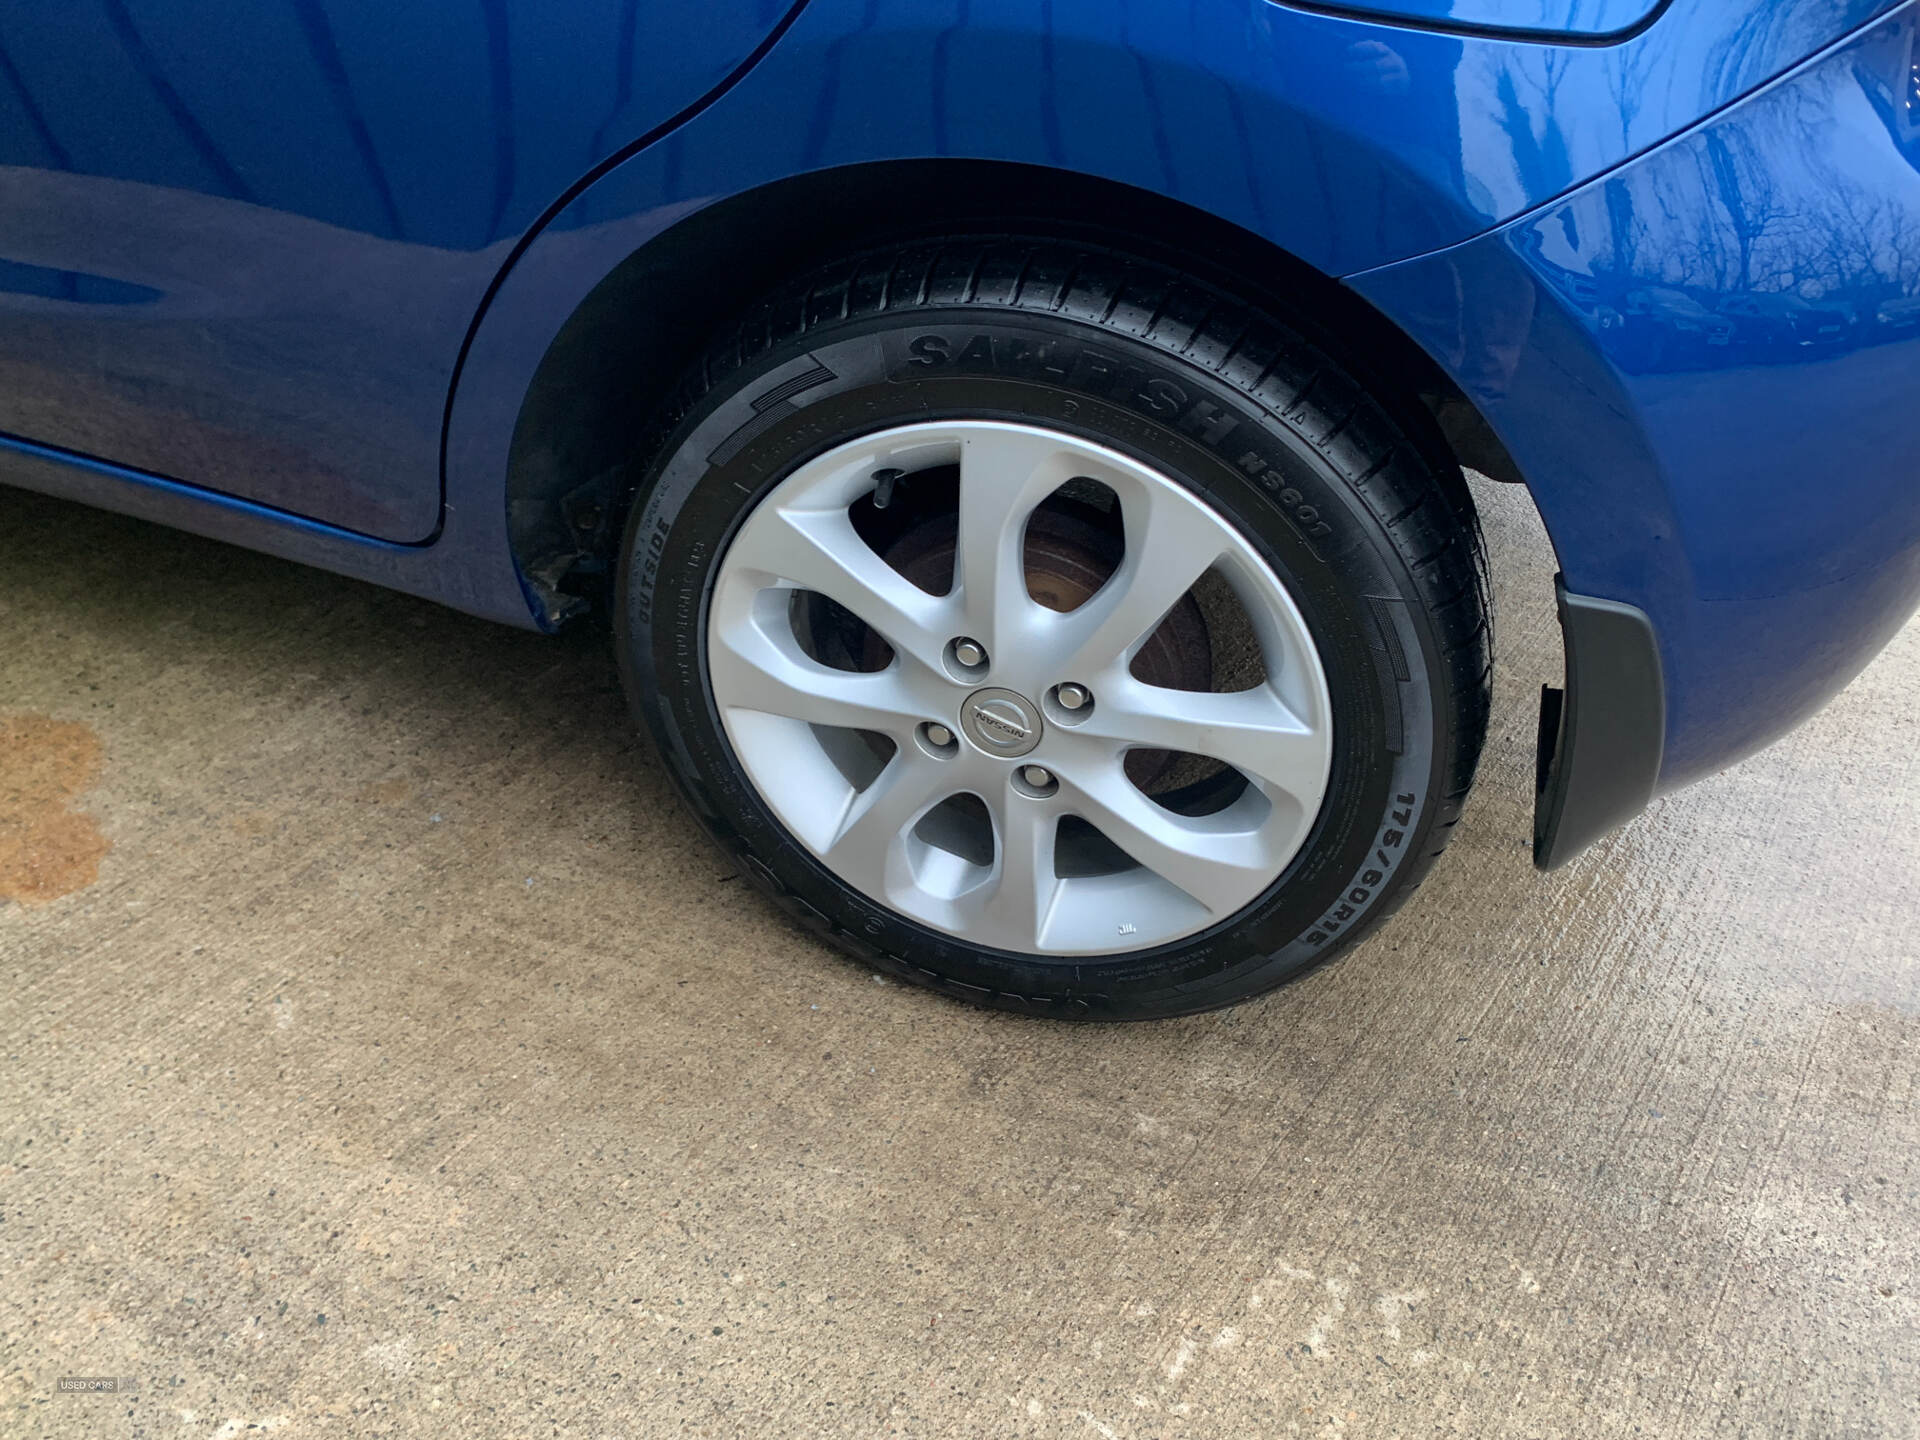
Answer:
xmin=616 ymin=237 xmax=1490 ymax=1019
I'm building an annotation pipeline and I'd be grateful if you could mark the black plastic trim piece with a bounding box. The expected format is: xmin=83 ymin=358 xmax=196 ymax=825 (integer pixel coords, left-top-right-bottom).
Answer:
xmin=1269 ymin=0 xmax=1672 ymax=47
xmin=1533 ymin=578 xmax=1665 ymax=870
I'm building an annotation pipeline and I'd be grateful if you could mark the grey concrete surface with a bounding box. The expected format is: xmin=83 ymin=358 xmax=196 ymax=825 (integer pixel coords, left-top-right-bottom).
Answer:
xmin=2 ymin=477 xmax=1916 ymax=1439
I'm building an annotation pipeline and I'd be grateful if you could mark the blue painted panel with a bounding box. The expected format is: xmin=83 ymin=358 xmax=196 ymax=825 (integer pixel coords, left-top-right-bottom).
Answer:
xmin=0 ymin=0 xmax=797 ymax=541
xmin=1353 ymin=5 xmax=1920 ymax=784
xmin=4 ymin=0 xmax=1894 ymax=543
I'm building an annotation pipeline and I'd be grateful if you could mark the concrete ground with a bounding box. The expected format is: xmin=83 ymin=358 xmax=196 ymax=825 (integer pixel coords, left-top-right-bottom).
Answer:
xmin=3 ymin=475 xmax=1916 ymax=1440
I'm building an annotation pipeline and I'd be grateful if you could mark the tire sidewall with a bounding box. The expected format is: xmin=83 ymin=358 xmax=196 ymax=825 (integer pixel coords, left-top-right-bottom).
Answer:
xmin=618 ymin=309 xmax=1445 ymax=1016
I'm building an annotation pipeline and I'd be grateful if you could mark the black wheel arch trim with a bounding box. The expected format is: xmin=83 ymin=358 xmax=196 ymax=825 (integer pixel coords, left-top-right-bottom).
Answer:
xmin=1533 ymin=578 xmax=1665 ymax=870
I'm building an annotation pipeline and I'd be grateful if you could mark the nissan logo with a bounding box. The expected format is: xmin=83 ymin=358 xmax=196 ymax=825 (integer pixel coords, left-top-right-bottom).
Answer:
xmin=957 ymin=688 xmax=1045 ymax=758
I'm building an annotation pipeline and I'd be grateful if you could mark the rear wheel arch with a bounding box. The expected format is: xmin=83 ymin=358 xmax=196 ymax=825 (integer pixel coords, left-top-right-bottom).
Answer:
xmin=494 ymin=158 xmax=1527 ymax=624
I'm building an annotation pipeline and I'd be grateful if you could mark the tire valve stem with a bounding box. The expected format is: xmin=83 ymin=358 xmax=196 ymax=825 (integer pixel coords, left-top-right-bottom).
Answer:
xmin=871 ymin=467 xmax=903 ymax=510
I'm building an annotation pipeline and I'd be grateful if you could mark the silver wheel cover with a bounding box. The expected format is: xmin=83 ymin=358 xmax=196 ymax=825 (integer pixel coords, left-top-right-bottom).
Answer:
xmin=706 ymin=421 xmax=1334 ymax=957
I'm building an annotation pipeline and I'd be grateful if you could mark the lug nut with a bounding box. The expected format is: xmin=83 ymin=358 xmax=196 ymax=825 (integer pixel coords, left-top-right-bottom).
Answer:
xmin=1056 ymin=683 xmax=1089 ymax=710
xmin=952 ymin=638 xmax=987 ymax=668
xmin=925 ymin=723 xmax=954 ymax=747
xmin=1021 ymin=765 xmax=1054 ymax=788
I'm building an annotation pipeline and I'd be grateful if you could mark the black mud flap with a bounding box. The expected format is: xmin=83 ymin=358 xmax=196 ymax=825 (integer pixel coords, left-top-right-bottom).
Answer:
xmin=1533 ymin=578 xmax=1666 ymax=870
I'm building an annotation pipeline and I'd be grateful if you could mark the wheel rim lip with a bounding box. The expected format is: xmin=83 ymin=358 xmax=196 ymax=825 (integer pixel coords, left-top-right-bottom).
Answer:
xmin=705 ymin=418 xmax=1336 ymax=959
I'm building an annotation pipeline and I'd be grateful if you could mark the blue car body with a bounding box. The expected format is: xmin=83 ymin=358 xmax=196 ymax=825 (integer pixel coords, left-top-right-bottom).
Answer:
xmin=3 ymin=0 xmax=1917 ymax=857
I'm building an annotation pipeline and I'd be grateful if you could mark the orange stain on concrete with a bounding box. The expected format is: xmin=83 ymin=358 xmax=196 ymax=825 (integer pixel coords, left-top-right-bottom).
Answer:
xmin=0 ymin=712 xmax=110 ymax=906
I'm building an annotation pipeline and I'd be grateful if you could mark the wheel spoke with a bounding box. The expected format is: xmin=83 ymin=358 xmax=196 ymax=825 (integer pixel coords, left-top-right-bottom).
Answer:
xmin=1077 ymin=682 xmax=1326 ymax=800
xmin=726 ymin=502 xmax=950 ymax=669
xmin=953 ymin=427 xmax=1077 ymax=658
xmin=820 ymin=752 xmax=950 ymax=892
xmin=1057 ymin=764 xmax=1275 ymax=916
xmin=970 ymin=798 xmax=1060 ymax=950
xmin=1054 ymin=483 xmax=1227 ymax=677
xmin=708 ymin=615 xmax=926 ymax=738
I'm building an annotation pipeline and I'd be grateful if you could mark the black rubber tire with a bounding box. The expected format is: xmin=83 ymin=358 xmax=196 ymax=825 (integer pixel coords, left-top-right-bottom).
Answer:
xmin=616 ymin=238 xmax=1491 ymax=1019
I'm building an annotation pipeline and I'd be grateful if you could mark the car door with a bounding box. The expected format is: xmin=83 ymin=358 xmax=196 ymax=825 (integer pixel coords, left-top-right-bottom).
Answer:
xmin=0 ymin=1 xmax=800 ymax=541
